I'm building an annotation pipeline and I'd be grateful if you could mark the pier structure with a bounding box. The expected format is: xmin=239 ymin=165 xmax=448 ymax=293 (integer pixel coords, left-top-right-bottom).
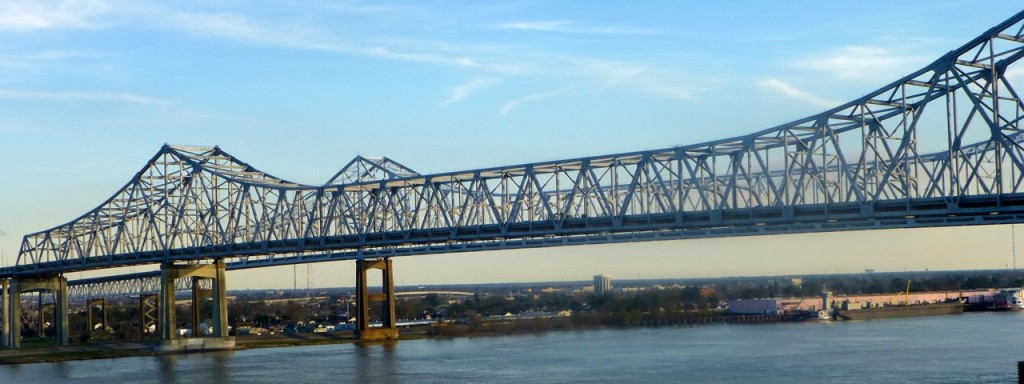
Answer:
xmin=355 ymin=258 xmax=399 ymax=341
xmin=155 ymin=260 xmax=233 ymax=352
xmin=3 ymin=275 xmax=69 ymax=348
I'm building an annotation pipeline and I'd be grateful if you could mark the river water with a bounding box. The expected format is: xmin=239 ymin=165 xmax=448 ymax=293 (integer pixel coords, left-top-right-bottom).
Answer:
xmin=3 ymin=311 xmax=1024 ymax=383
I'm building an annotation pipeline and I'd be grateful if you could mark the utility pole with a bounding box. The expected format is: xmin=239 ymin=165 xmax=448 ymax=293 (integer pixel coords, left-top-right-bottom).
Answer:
xmin=306 ymin=264 xmax=313 ymax=299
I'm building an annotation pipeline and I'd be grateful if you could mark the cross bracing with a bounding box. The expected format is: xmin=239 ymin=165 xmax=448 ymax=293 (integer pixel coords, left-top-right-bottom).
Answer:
xmin=8 ymin=11 xmax=1024 ymax=277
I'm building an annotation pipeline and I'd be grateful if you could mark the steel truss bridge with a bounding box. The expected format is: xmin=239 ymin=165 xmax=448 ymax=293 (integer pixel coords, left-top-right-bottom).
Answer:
xmin=6 ymin=10 xmax=1024 ymax=347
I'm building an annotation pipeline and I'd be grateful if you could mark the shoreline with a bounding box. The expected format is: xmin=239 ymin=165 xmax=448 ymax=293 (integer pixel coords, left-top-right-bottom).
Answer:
xmin=0 ymin=312 xmax=811 ymax=365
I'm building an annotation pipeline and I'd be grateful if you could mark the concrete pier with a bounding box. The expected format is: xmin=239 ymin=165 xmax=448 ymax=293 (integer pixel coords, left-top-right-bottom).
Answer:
xmin=157 ymin=260 xmax=232 ymax=352
xmin=355 ymin=258 xmax=399 ymax=341
xmin=5 ymin=275 xmax=69 ymax=348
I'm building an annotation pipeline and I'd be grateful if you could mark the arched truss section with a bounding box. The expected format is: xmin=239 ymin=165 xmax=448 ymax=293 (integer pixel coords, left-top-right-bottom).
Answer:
xmin=10 ymin=11 xmax=1024 ymax=276
xmin=326 ymin=156 xmax=420 ymax=185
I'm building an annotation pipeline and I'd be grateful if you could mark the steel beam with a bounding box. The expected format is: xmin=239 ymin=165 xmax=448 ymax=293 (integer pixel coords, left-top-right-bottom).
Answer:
xmin=139 ymin=294 xmax=157 ymax=340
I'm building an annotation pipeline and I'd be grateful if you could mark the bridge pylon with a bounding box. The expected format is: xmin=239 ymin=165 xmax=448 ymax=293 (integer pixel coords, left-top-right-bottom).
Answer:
xmin=355 ymin=258 xmax=398 ymax=341
xmin=86 ymin=298 xmax=108 ymax=338
xmin=2 ymin=279 xmax=8 ymax=347
xmin=4 ymin=275 xmax=69 ymax=348
xmin=155 ymin=260 xmax=234 ymax=352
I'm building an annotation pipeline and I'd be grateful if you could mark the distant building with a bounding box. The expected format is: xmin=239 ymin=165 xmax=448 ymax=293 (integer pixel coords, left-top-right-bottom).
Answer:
xmin=728 ymin=298 xmax=803 ymax=314
xmin=594 ymin=274 xmax=612 ymax=295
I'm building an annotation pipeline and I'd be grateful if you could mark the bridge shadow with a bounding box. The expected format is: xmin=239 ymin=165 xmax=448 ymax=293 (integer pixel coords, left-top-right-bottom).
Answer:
xmin=158 ymin=349 xmax=233 ymax=384
xmin=354 ymin=340 xmax=397 ymax=383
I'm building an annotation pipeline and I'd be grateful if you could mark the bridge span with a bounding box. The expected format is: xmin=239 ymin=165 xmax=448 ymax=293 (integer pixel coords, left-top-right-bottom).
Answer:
xmin=5 ymin=10 xmax=1024 ymax=350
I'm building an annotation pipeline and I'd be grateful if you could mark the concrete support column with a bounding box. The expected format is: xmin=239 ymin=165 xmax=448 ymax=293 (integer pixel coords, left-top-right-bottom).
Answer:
xmin=355 ymin=258 xmax=398 ymax=341
xmin=86 ymin=299 xmax=93 ymax=336
xmin=356 ymin=260 xmax=368 ymax=333
xmin=99 ymin=299 xmax=108 ymax=335
xmin=191 ymin=277 xmax=202 ymax=337
xmin=212 ymin=259 xmax=228 ymax=337
xmin=159 ymin=264 xmax=178 ymax=341
xmin=37 ymin=298 xmax=45 ymax=337
xmin=55 ymin=277 xmax=68 ymax=346
xmin=9 ymin=279 xmax=20 ymax=349
xmin=2 ymin=279 xmax=8 ymax=348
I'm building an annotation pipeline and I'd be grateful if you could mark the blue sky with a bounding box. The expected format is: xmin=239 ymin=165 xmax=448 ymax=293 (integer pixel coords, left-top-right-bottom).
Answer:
xmin=1 ymin=2 xmax=1023 ymax=288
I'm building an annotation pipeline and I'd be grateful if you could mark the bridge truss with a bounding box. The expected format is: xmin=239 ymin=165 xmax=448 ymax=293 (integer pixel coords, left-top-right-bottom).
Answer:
xmin=7 ymin=10 xmax=1024 ymax=277
xmin=66 ymin=273 xmax=212 ymax=302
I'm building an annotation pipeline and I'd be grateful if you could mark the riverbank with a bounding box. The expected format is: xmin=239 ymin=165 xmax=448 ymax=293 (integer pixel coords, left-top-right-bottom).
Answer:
xmin=0 ymin=312 xmax=808 ymax=365
xmin=0 ymin=328 xmax=434 ymax=365
xmin=427 ymin=312 xmax=810 ymax=338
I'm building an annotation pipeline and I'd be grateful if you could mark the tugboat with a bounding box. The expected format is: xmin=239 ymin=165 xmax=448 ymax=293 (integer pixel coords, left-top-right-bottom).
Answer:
xmin=990 ymin=288 xmax=1024 ymax=311
xmin=817 ymin=290 xmax=834 ymax=320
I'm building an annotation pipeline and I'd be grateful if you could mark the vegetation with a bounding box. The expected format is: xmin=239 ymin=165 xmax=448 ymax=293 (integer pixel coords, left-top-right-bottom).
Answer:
xmin=10 ymin=269 xmax=1024 ymax=348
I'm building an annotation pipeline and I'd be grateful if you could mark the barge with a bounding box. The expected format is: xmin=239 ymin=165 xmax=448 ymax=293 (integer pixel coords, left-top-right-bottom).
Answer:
xmin=835 ymin=301 xmax=964 ymax=321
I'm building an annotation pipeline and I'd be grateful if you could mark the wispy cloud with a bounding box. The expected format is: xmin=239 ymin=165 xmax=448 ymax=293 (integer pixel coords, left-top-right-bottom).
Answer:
xmin=501 ymin=20 xmax=574 ymax=32
xmin=0 ymin=4 xmax=701 ymax=107
xmin=151 ymin=8 xmax=682 ymax=100
xmin=631 ymin=78 xmax=694 ymax=101
xmin=359 ymin=46 xmax=481 ymax=68
xmin=0 ymin=50 xmax=83 ymax=69
xmin=795 ymin=45 xmax=924 ymax=81
xmin=169 ymin=12 xmax=289 ymax=45
xmin=444 ymin=78 xmax=501 ymax=104
xmin=0 ymin=88 xmax=167 ymax=106
xmin=757 ymin=78 xmax=837 ymax=108
xmin=500 ymin=88 xmax=569 ymax=115
xmin=1004 ymin=67 xmax=1024 ymax=84
xmin=499 ymin=20 xmax=659 ymax=35
xmin=561 ymin=56 xmax=700 ymax=101
xmin=167 ymin=11 xmax=491 ymax=71
xmin=323 ymin=3 xmax=424 ymax=16
xmin=0 ymin=0 xmax=110 ymax=31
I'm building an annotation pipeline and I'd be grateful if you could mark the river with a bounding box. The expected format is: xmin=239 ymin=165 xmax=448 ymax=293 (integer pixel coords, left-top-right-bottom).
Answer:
xmin=3 ymin=311 xmax=1023 ymax=383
